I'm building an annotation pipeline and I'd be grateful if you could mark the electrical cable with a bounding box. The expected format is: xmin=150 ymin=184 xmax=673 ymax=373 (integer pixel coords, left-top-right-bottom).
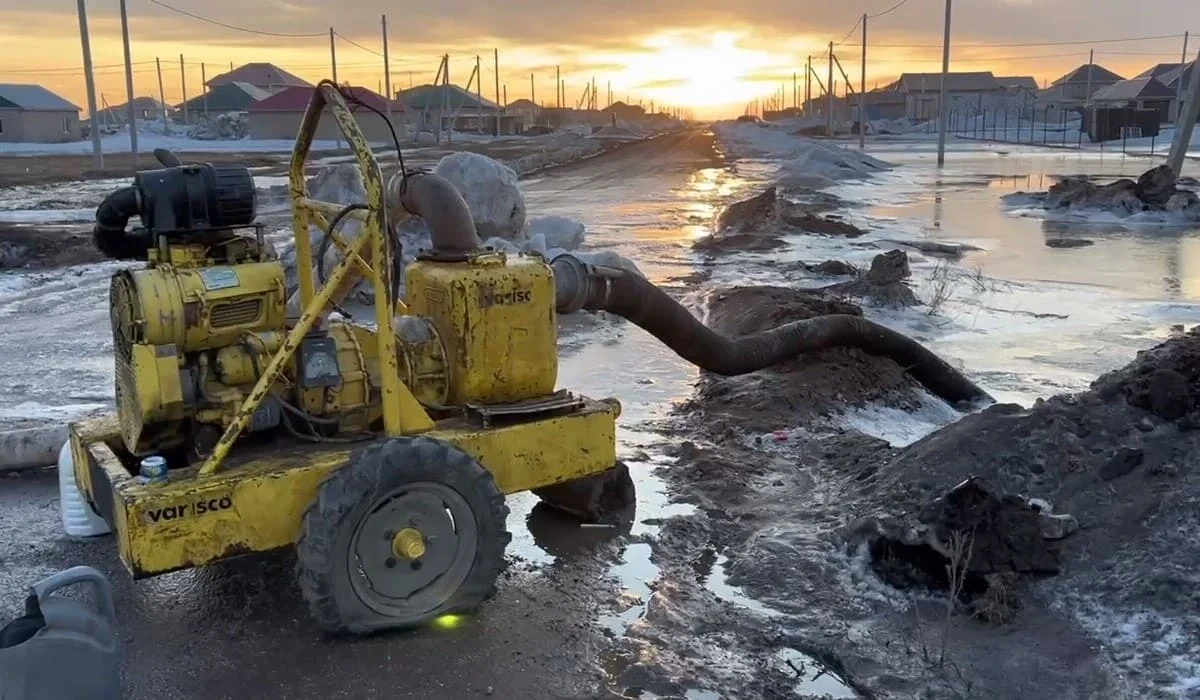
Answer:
xmin=868 ymin=0 xmax=911 ymax=19
xmin=841 ymin=32 xmax=1185 ymax=49
xmin=334 ymin=31 xmax=383 ymax=57
xmin=316 ymin=202 xmax=370 ymax=288
xmin=147 ymin=0 xmax=325 ymax=38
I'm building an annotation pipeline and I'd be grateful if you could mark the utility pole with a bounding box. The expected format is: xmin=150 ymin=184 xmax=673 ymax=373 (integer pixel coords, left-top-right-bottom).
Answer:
xmin=155 ymin=57 xmax=170 ymax=135
xmin=201 ymin=62 xmax=208 ymax=117
xmin=118 ymin=0 xmax=137 ymax=164
xmin=382 ymin=15 xmax=392 ymax=121
xmin=1084 ymin=48 xmax=1094 ymax=141
xmin=476 ymin=55 xmax=483 ymax=134
xmin=76 ymin=0 xmax=103 ymax=168
xmin=1167 ymin=46 xmax=1200 ymax=177
xmin=827 ymin=42 xmax=834 ymax=136
xmin=792 ymin=72 xmax=797 ymax=110
xmin=330 ymin=27 xmax=340 ymax=150
xmin=805 ymin=56 xmax=811 ymax=117
xmin=1176 ymin=32 xmax=1190 ymax=124
xmin=556 ymin=65 xmax=561 ymax=108
xmin=936 ymin=0 xmax=952 ymax=167
xmin=179 ymin=54 xmax=188 ymax=125
xmin=859 ymin=14 xmax=867 ymax=149
xmin=530 ymin=72 xmax=535 ymax=104
xmin=494 ymin=48 xmax=501 ymax=136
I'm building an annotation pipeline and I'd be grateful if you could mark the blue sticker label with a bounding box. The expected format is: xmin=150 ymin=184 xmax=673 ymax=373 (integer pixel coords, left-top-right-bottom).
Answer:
xmin=199 ymin=267 xmax=240 ymax=291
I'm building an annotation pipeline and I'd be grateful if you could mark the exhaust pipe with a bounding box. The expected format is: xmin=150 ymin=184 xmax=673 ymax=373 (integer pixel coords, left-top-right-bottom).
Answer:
xmin=551 ymin=254 xmax=990 ymax=406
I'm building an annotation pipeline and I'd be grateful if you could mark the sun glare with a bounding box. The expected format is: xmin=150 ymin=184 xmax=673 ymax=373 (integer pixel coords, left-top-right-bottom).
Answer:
xmin=613 ymin=30 xmax=776 ymax=112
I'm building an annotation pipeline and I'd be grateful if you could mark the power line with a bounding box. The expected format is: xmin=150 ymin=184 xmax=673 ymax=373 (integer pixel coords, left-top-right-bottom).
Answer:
xmin=0 ymin=60 xmax=156 ymax=74
xmin=147 ymin=0 xmax=325 ymax=38
xmin=868 ymin=0 xmax=912 ymax=19
xmin=834 ymin=17 xmax=864 ymax=47
xmin=841 ymin=32 xmax=1185 ymax=49
xmin=334 ymin=31 xmax=383 ymax=57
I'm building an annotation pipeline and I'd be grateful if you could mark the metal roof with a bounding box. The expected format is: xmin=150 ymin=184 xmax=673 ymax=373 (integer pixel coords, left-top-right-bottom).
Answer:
xmin=1091 ymin=77 xmax=1176 ymax=102
xmin=177 ymin=82 xmax=272 ymax=112
xmin=398 ymin=84 xmax=499 ymax=111
xmin=0 ymin=83 xmax=80 ymax=112
xmin=893 ymin=72 xmax=1000 ymax=92
xmin=249 ymin=85 xmax=403 ymax=112
xmin=1051 ymin=64 xmax=1124 ymax=86
xmin=206 ymin=63 xmax=312 ymax=89
xmin=996 ymin=76 xmax=1038 ymax=91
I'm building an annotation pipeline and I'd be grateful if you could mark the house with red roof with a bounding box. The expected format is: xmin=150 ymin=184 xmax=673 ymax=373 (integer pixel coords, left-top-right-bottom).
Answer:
xmin=247 ymin=85 xmax=406 ymax=143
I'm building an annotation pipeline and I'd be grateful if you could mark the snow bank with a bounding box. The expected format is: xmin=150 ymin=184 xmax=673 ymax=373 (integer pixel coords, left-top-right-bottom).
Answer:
xmin=433 ymin=152 xmax=526 ymax=239
xmin=527 ymin=215 xmax=585 ymax=249
xmin=713 ymin=120 xmax=893 ymax=190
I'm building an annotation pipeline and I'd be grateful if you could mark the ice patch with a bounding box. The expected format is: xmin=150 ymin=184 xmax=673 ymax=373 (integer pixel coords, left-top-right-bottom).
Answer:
xmin=0 ymin=209 xmax=94 ymax=224
xmin=837 ymin=398 xmax=963 ymax=447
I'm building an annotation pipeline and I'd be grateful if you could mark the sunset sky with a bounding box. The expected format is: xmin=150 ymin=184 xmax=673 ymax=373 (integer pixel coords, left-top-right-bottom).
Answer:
xmin=1 ymin=0 xmax=1198 ymax=119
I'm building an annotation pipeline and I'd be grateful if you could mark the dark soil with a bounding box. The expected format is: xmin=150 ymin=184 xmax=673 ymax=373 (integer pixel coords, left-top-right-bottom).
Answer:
xmin=696 ymin=186 xmax=866 ymax=254
xmin=0 ymin=223 xmax=104 ymax=269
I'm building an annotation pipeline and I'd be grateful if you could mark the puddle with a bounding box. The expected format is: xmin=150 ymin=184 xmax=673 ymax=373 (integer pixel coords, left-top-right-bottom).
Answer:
xmin=702 ymin=553 xmax=781 ymax=618
xmin=775 ymin=648 xmax=858 ymax=699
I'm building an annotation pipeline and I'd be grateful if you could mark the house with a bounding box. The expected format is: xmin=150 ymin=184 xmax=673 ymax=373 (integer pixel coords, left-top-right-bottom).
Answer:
xmin=1133 ymin=60 xmax=1196 ymax=119
xmin=397 ymin=84 xmax=521 ymax=134
xmin=177 ymin=82 xmax=271 ymax=118
xmin=996 ymin=76 xmax=1039 ymax=95
xmin=601 ymin=101 xmax=646 ymax=121
xmin=247 ymin=85 xmax=405 ymax=142
xmin=884 ymin=72 xmax=1006 ymax=119
xmin=860 ymin=90 xmax=908 ymax=120
xmin=1042 ymin=64 xmax=1123 ymax=103
xmin=1090 ymin=77 xmax=1176 ymax=123
xmin=95 ymin=96 xmax=168 ymax=127
xmin=206 ymin=63 xmax=311 ymax=95
xmin=0 ymin=83 xmax=81 ymax=143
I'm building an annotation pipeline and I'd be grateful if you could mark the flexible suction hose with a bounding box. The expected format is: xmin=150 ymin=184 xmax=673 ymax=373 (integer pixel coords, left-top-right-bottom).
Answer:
xmin=93 ymin=187 xmax=145 ymax=260
xmin=386 ymin=171 xmax=481 ymax=253
xmin=551 ymin=254 xmax=991 ymax=406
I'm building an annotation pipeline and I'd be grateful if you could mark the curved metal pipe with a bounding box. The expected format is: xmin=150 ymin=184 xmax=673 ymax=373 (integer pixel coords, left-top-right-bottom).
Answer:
xmin=386 ymin=172 xmax=481 ymax=253
xmin=551 ymin=254 xmax=991 ymax=406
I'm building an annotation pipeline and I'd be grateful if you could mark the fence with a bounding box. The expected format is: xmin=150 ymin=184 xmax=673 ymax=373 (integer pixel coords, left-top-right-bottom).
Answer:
xmin=932 ymin=106 xmax=1164 ymax=156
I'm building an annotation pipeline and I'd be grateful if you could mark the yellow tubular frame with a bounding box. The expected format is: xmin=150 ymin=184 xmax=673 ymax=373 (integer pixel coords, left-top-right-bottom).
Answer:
xmin=198 ymin=81 xmax=432 ymax=476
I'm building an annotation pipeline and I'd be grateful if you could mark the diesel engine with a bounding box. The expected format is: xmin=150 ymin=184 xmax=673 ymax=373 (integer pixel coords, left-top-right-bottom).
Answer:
xmin=95 ymin=155 xmax=559 ymax=458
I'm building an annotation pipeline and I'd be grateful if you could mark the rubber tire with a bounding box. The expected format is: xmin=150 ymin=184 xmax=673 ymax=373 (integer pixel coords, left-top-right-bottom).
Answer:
xmin=296 ymin=436 xmax=511 ymax=634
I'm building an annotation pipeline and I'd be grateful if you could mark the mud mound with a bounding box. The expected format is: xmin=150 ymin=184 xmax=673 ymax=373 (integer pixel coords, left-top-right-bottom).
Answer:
xmin=0 ymin=224 xmax=102 ymax=269
xmin=825 ymin=250 xmax=919 ymax=308
xmin=682 ymin=286 xmax=929 ymax=436
xmin=697 ymin=187 xmax=865 ymax=253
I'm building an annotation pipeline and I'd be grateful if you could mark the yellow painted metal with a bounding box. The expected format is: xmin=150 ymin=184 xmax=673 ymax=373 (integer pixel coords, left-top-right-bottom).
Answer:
xmin=71 ymin=399 xmax=618 ymax=577
xmin=392 ymin=528 xmax=426 ymax=560
xmin=407 ymin=252 xmax=558 ymax=405
xmin=287 ymin=80 xmax=410 ymax=441
xmin=214 ymin=331 xmax=282 ymax=386
xmin=123 ymin=261 xmax=285 ymax=354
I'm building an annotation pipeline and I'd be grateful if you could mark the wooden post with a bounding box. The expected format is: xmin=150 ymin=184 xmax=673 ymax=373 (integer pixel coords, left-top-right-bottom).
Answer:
xmin=826 ymin=43 xmax=834 ymax=135
xmin=556 ymin=65 xmax=561 ymax=108
xmin=494 ymin=48 xmax=501 ymax=136
xmin=1176 ymin=32 xmax=1190 ymax=124
xmin=118 ymin=0 xmax=137 ymax=164
xmin=936 ymin=0 xmax=952 ymax=166
xmin=155 ymin=57 xmax=171 ymax=135
xmin=476 ymin=55 xmax=483 ymax=134
xmin=382 ymin=15 xmax=392 ymax=121
xmin=1167 ymin=46 xmax=1200 ymax=177
xmin=201 ymin=62 xmax=208 ymax=117
xmin=179 ymin=54 xmax=188 ymax=125
xmin=329 ymin=27 xmax=340 ymax=150
xmin=76 ymin=0 xmax=103 ymax=167
xmin=859 ymin=14 xmax=866 ymax=149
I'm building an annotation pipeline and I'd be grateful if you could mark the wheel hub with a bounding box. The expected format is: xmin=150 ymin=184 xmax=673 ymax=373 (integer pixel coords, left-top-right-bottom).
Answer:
xmin=348 ymin=482 xmax=479 ymax=619
xmin=392 ymin=527 xmax=426 ymax=561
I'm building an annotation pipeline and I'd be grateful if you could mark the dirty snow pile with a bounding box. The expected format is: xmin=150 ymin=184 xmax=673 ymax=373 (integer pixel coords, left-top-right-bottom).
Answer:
xmin=281 ymin=153 xmax=641 ymax=305
xmin=1003 ymin=164 xmax=1200 ymax=224
xmin=712 ymin=120 xmax=893 ymax=190
xmin=186 ymin=112 xmax=248 ymax=141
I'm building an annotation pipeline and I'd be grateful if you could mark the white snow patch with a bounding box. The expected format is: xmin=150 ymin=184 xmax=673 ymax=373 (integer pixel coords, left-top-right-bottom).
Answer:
xmin=0 ymin=130 xmax=355 ymax=156
xmin=433 ymin=152 xmax=526 ymax=239
xmin=526 ymin=215 xmax=586 ymax=249
xmin=837 ymin=398 xmax=962 ymax=447
xmin=1065 ymin=600 xmax=1200 ymax=698
xmin=0 ymin=209 xmax=94 ymax=224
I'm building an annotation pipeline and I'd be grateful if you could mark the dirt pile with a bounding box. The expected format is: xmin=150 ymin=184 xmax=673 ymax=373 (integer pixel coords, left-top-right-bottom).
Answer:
xmin=695 ymin=187 xmax=866 ymax=254
xmin=825 ymin=249 xmax=919 ymax=307
xmin=679 ymin=286 xmax=928 ymax=439
xmin=628 ymin=289 xmax=1200 ymax=697
xmin=1043 ymin=165 xmax=1200 ymax=219
xmin=0 ymin=224 xmax=102 ymax=269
